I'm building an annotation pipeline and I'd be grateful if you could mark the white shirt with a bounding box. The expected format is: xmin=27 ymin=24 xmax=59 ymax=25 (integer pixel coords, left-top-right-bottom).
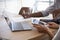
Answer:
xmin=42 ymin=0 xmax=60 ymax=18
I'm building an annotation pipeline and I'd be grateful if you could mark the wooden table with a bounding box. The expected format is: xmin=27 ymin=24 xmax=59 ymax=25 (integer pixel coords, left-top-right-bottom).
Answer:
xmin=0 ymin=17 xmax=58 ymax=40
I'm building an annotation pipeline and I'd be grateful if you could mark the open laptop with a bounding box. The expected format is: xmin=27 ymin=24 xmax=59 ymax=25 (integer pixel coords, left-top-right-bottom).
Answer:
xmin=9 ymin=18 xmax=33 ymax=32
xmin=5 ymin=15 xmax=33 ymax=32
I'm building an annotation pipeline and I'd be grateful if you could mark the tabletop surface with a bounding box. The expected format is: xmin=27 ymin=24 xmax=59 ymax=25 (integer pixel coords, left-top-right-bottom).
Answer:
xmin=0 ymin=17 xmax=57 ymax=40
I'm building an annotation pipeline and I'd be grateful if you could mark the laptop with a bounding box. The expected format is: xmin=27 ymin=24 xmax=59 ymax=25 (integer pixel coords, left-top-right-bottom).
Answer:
xmin=9 ymin=18 xmax=33 ymax=32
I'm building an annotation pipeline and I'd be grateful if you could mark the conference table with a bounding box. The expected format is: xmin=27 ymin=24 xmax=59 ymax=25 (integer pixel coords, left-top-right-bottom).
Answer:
xmin=0 ymin=16 xmax=58 ymax=40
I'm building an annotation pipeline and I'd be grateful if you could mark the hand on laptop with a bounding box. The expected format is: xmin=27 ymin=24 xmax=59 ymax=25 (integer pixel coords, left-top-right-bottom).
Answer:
xmin=21 ymin=14 xmax=31 ymax=18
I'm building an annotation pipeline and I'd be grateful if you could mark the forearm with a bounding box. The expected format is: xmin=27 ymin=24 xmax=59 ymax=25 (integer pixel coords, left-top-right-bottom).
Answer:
xmin=30 ymin=12 xmax=43 ymax=17
xmin=46 ymin=29 xmax=54 ymax=39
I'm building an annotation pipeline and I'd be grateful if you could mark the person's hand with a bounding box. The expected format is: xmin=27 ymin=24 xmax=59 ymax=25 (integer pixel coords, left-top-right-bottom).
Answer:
xmin=21 ymin=14 xmax=31 ymax=18
xmin=48 ymin=22 xmax=59 ymax=29
xmin=33 ymin=24 xmax=54 ymax=39
xmin=33 ymin=24 xmax=50 ymax=33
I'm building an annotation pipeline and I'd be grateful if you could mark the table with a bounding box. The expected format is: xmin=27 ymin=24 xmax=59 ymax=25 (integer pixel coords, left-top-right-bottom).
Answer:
xmin=0 ymin=25 xmax=57 ymax=40
xmin=0 ymin=17 xmax=58 ymax=40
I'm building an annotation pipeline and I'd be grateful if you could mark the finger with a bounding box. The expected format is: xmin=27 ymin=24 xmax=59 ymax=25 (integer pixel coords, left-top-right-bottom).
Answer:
xmin=48 ymin=22 xmax=56 ymax=25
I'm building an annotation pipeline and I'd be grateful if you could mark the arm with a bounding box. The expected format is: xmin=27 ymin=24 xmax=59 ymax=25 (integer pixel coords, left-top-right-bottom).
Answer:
xmin=29 ymin=12 xmax=43 ymax=17
xmin=20 ymin=11 xmax=49 ymax=18
xmin=46 ymin=28 xmax=54 ymax=39
xmin=19 ymin=12 xmax=44 ymax=18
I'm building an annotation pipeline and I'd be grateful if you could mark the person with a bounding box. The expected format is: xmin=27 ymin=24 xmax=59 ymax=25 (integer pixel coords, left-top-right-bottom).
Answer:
xmin=20 ymin=0 xmax=60 ymax=23
xmin=20 ymin=9 xmax=59 ymax=39
xmin=19 ymin=0 xmax=60 ymax=39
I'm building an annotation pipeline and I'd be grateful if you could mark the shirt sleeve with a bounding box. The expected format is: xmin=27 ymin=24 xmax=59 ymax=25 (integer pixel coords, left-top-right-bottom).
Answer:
xmin=41 ymin=4 xmax=55 ymax=17
xmin=41 ymin=11 xmax=49 ymax=17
